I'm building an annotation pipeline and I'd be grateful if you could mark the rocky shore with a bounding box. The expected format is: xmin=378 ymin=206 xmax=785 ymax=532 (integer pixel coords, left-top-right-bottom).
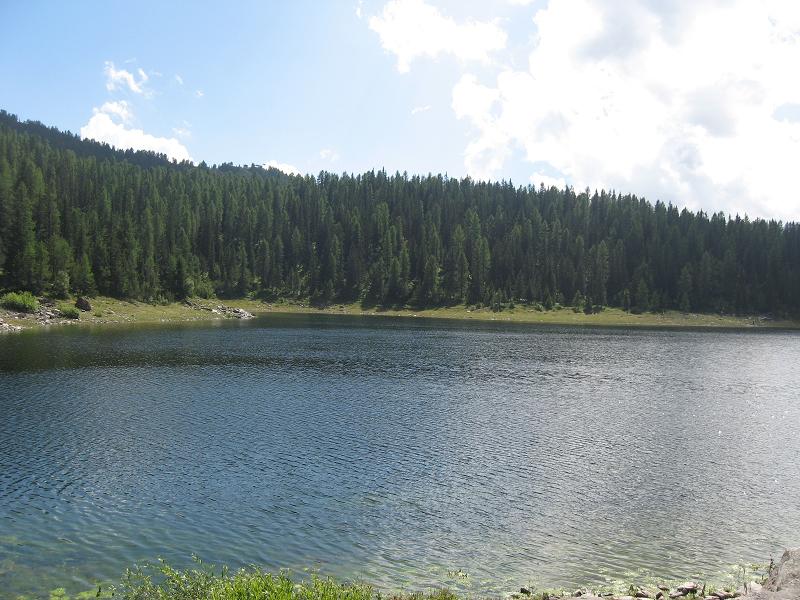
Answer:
xmin=0 ymin=317 xmax=22 ymax=332
xmin=515 ymin=550 xmax=799 ymax=600
xmin=0 ymin=296 xmax=256 ymax=332
xmin=0 ymin=298 xmax=75 ymax=330
xmin=184 ymin=299 xmax=255 ymax=319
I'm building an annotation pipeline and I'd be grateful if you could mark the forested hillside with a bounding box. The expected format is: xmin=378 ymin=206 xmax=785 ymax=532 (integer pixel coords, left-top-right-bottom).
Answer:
xmin=1 ymin=110 xmax=798 ymax=315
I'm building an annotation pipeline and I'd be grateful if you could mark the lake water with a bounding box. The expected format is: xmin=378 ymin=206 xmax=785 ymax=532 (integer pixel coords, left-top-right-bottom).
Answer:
xmin=1 ymin=315 xmax=799 ymax=598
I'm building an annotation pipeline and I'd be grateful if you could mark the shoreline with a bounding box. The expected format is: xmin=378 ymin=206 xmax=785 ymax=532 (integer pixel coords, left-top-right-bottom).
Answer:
xmin=14 ymin=550 xmax=797 ymax=600
xmin=2 ymin=296 xmax=800 ymax=333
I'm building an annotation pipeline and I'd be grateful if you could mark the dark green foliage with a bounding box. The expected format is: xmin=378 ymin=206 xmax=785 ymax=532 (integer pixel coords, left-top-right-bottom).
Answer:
xmin=0 ymin=290 xmax=38 ymax=312
xmin=1 ymin=109 xmax=799 ymax=315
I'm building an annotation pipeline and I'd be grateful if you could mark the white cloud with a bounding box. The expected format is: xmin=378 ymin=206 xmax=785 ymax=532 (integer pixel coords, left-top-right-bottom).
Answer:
xmin=195 ymin=89 xmax=204 ymax=98
xmin=264 ymin=160 xmax=302 ymax=175
xmin=175 ymin=74 xmax=184 ymax=85
xmin=104 ymin=61 xmax=150 ymax=96
xmin=356 ymin=0 xmax=364 ymax=19
xmin=94 ymin=100 xmax=133 ymax=124
xmin=449 ymin=0 xmax=800 ymax=221
xmin=172 ymin=121 xmax=192 ymax=139
xmin=81 ymin=103 xmax=191 ymax=162
xmin=411 ymin=104 xmax=432 ymax=115
xmin=369 ymin=0 xmax=507 ymax=73
xmin=320 ymin=148 xmax=340 ymax=162
xmin=530 ymin=172 xmax=566 ymax=190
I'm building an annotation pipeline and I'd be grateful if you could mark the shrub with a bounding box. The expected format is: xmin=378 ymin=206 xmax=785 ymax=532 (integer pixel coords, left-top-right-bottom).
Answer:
xmin=118 ymin=561 xmax=378 ymax=600
xmin=58 ymin=304 xmax=80 ymax=319
xmin=1 ymin=291 xmax=39 ymax=313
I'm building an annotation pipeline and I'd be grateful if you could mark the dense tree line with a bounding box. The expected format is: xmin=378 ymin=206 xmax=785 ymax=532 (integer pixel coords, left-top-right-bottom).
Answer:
xmin=1 ymin=110 xmax=798 ymax=315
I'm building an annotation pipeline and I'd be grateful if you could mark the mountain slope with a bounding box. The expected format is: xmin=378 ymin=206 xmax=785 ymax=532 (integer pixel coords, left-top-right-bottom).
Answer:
xmin=1 ymin=110 xmax=798 ymax=315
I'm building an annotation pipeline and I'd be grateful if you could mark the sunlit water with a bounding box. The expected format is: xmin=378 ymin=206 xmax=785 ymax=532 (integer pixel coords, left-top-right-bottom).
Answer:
xmin=1 ymin=315 xmax=799 ymax=598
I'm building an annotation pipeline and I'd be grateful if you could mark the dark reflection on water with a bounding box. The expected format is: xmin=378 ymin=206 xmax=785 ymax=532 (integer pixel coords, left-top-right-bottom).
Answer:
xmin=1 ymin=315 xmax=799 ymax=598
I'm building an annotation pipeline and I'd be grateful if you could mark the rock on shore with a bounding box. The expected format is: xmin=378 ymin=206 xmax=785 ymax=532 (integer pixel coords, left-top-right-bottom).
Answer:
xmin=512 ymin=549 xmax=800 ymax=600
xmin=744 ymin=548 xmax=800 ymax=599
xmin=0 ymin=318 xmax=22 ymax=333
xmin=185 ymin=300 xmax=255 ymax=319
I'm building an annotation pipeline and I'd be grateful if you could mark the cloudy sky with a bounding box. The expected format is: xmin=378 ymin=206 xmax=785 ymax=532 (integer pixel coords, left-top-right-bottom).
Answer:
xmin=2 ymin=0 xmax=800 ymax=221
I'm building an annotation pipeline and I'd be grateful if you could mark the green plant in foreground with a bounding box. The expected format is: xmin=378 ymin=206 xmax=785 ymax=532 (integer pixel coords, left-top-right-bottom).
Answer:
xmin=1 ymin=291 xmax=39 ymax=313
xmin=59 ymin=304 xmax=81 ymax=319
xmin=116 ymin=561 xmax=460 ymax=600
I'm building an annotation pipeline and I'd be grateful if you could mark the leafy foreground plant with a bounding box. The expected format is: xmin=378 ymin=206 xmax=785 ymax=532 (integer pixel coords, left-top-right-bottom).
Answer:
xmin=1 ymin=290 xmax=39 ymax=313
xmin=116 ymin=560 xmax=460 ymax=600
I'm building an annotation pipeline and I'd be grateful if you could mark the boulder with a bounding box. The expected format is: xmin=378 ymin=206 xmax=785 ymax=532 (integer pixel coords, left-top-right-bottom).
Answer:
xmin=678 ymin=583 xmax=699 ymax=594
xmin=765 ymin=548 xmax=800 ymax=592
xmin=75 ymin=296 xmax=92 ymax=312
xmin=737 ymin=549 xmax=800 ymax=598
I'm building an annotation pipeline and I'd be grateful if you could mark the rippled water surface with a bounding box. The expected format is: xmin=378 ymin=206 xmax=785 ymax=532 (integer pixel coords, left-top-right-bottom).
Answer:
xmin=1 ymin=315 xmax=799 ymax=598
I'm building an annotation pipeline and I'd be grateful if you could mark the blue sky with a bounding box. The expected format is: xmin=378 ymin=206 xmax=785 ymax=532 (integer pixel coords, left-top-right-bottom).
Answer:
xmin=3 ymin=1 xmax=800 ymax=221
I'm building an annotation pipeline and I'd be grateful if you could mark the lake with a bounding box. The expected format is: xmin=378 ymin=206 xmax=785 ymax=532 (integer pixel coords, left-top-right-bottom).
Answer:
xmin=1 ymin=315 xmax=799 ymax=598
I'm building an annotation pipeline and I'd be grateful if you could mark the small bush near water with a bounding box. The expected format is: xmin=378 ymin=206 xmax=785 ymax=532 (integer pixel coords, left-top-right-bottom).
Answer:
xmin=116 ymin=561 xmax=459 ymax=600
xmin=58 ymin=304 xmax=80 ymax=319
xmin=0 ymin=291 xmax=39 ymax=313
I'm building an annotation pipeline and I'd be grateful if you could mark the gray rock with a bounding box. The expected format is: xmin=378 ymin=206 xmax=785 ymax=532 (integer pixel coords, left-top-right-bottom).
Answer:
xmin=635 ymin=591 xmax=651 ymax=599
xmin=765 ymin=548 xmax=800 ymax=592
xmin=738 ymin=549 xmax=800 ymax=597
xmin=0 ymin=320 xmax=22 ymax=333
xmin=678 ymin=583 xmax=699 ymax=594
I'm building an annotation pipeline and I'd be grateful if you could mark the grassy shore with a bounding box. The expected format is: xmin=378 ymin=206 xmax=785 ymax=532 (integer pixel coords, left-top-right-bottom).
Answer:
xmin=31 ymin=558 xmax=771 ymax=600
xmin=2 ymin=295 xmax=799 ymax=332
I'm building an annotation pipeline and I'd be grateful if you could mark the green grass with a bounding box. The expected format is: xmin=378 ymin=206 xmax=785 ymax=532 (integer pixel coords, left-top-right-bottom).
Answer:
xmin=1 ymin=290 xmax=39 ymax=313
